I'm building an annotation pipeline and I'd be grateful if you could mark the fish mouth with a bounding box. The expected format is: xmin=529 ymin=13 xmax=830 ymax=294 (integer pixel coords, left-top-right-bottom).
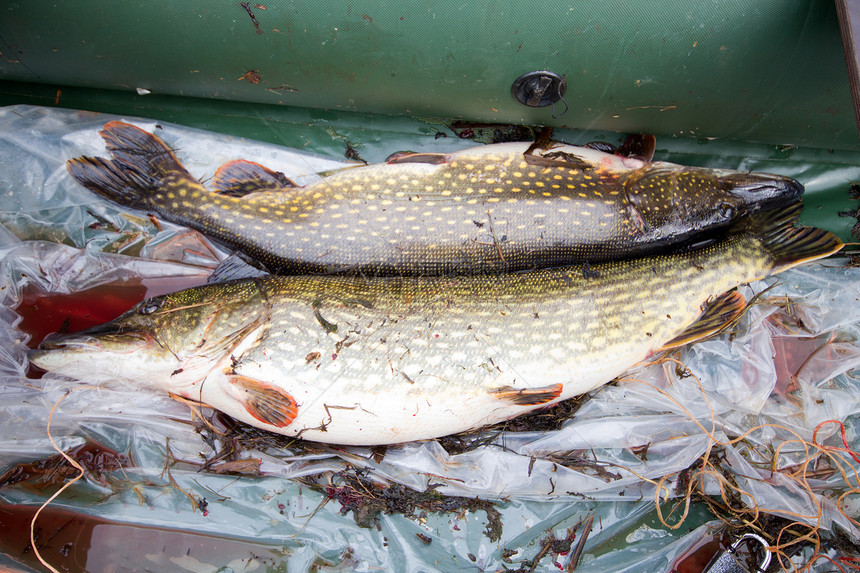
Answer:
xmin=35 ymin=323 xmax=154 ymax=353
xmin=720 ymin=172 xmax=804 ymax=212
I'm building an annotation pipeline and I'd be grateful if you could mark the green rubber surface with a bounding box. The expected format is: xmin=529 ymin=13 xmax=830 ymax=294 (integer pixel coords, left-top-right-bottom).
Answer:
xmin=0 ymin=0 xmax=856 ymax=149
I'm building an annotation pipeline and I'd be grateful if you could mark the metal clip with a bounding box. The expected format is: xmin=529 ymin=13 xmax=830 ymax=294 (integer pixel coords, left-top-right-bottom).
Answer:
xmin=702 ymin=533 xmax=771 ymax=573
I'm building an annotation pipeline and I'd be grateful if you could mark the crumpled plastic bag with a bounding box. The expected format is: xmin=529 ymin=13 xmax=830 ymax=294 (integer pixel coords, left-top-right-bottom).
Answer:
xmin=1 ymin=104 xmax=859 ymax=572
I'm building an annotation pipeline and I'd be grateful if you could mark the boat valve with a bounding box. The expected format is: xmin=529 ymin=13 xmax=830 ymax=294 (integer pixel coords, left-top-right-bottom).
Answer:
xmin=511 ymin=71 xmax=568 ymax=118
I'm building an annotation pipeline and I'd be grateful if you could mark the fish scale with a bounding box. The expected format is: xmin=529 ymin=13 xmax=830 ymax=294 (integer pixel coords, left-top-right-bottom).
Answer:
xmin=67 ymin=122 xmax=803 ymax=275
xmin=30 ymin=202 xmax=843 ymax=444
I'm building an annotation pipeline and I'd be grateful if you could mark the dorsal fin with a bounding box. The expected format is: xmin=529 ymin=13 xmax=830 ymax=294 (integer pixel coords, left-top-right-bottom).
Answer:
xmin=212 ymin=159 xmax=298 ymax=197
xmin=660 ymin=291 xmax=747 ymax=350
xmin=584 ymin=134 xmax=656 ymax=161
xmin=617 ymin=134 xmax=656 ymax=162
xmin=584 ymin=141 xmax=617 ymax=154
xmin=385 ymin=151 xmax=450 ymax=165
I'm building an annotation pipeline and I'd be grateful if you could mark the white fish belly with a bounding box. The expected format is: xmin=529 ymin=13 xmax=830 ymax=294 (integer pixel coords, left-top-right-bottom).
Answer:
xmin=197 ymin=329 xmax=659 ymax=445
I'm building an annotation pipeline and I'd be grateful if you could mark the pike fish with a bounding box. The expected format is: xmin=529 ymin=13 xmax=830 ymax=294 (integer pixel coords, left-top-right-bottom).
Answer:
xmin=29 ymin=204 xmax=841 ymax=445
xmin=67 ymin=122 xmax=803 ymax=275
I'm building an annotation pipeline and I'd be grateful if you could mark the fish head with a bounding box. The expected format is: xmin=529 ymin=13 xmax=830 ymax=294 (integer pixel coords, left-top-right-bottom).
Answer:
xmin=624 ymin=162 xmax=803 ymax=233
xmin=29 ymin=280 xmax=267 ymax=388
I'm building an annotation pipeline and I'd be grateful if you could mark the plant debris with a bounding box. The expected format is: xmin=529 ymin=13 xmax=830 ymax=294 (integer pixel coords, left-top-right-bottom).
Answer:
xmin=0 ymin=440 xmax=131 ymax=490
xmin=239 ymin=2 xmax=264 ymax=34
xmin=446 ymin=121 xmax=540 ymax=144
xmin=439 ymin=393 xmax=590 ymax=455
xmin=298 ymin=469 xmax=503 ymax=541
xmin=504 ymin=526 xmax=579 ymax=573
xmin=238 ymin=70 xmax=262 ymax=84
xmin=662 ymin=441 xmax=860 ymax=570
xmin=838 ymin=182 xmax=860 ymax=238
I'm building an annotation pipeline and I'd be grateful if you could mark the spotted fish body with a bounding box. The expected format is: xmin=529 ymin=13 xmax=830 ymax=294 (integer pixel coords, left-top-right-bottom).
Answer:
xmin=67 ymin=122 xmax=803 ymax=275
xmin=29 ymin=205 xmax=841 ymax=445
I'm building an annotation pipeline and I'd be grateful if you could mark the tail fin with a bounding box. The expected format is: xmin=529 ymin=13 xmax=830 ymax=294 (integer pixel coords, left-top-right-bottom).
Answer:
xmin=749 ymin=201 xmax=843 ymax=273
xmin=67 ymin=122 xmax=196 ymax=211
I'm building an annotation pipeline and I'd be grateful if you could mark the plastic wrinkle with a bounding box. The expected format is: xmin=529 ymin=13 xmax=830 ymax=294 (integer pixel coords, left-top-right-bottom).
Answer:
xmin=1 ymin=106 xmax=859 ymax=572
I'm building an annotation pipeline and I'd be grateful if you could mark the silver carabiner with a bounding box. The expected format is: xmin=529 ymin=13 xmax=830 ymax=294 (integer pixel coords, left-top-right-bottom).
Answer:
xmin=702 ymin=532 xmax=771 ymax=573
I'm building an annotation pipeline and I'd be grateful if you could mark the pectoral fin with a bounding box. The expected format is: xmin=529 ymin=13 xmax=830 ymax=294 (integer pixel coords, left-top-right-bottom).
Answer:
xmin=225 ymin=374 xmax=298 ymax=428
xmin=212 ymin=160 xmax=298 ymax=197
xmin=660 ymin=291 xmax=746 ymax=350
xmin=490 ymin=383 xmax=563 ymax=406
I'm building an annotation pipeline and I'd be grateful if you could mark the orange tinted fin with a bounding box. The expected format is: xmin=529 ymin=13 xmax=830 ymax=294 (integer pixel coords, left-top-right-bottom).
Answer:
xmin=490 ymin=383 xmax=563 ymax=406
xmin=212 ymin=159 xmax=298 ymax=197
xmin=660 ymin=291 xmax=747 ymax=351
xmin=385 ymin=151 xmax=450 ymax=165
xmin=226 ymin=374 xmax=298 ymax=427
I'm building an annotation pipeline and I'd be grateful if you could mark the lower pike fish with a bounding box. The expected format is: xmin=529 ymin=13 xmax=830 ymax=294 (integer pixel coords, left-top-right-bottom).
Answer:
xmin=29 ymin=204 xmax=841 ymax=445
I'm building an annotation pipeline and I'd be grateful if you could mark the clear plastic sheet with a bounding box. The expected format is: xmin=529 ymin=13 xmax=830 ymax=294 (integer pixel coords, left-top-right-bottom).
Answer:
xmin=1 ymin=105 xmax=859 ymax=571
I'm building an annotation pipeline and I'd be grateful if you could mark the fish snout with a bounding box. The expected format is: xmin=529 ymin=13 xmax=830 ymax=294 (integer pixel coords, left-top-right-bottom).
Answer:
xmin=36 ymin=323 xmax=155 ymax=353
xmin=719 ymin=173 xmax=804 ymax=212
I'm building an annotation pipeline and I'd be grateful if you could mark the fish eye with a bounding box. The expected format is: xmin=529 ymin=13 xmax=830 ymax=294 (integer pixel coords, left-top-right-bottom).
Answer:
xmin=139 ymin=300 xmax=163 ymax=315
xmin=717 ymin=202 xmax=733 ymax=219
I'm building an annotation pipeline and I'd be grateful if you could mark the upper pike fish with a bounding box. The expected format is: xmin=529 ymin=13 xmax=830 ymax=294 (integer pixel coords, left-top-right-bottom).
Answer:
xmin=66 ymin=122 xmax=803 ymax=275
xmin=29 ymin=204 xmax=842 ymax=445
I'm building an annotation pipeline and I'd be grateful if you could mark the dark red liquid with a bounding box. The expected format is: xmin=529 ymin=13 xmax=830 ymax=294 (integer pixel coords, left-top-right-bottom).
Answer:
xmin=17 ymin=274 xmax=211 ymax=349
xmin=669 ymin=529 xmax=724 ymax=573
xmin=771 ymin=335 xmax=829 ymax=397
